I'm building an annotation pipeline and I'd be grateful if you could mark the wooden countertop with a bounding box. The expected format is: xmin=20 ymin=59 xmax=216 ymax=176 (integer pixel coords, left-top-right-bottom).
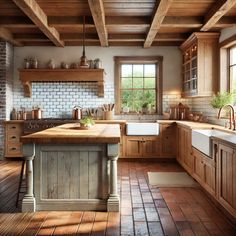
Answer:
xmin=21 ymin=123 xmax=121 ymax=144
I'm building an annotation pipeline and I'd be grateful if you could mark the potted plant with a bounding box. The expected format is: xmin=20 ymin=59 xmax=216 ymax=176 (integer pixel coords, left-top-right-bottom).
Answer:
xmin=210 ymin=92 xmax=233 ymax=109
xmin=79 ymin=116 xmax=95 ymax=129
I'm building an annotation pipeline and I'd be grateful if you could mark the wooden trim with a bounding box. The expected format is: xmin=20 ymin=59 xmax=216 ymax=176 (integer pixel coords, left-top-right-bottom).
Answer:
xmin=114 ymin=56 xmax=163 ymax=115
xmin=13 ymin=0 xmax=64 ymax=47
xmin=144 ymin=0 xmax=173 ymax=48
xmin=201 ymin=0 xmax=236 ymax=31
xmin=0 ymin=27 xmax=22 ymax=46
xmin=88 ymin=0 xmax=108 ymax=47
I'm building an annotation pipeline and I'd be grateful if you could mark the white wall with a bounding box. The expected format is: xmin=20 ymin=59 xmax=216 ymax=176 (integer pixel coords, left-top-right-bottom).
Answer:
xmin=220 ymin=25 xmax=236 ymax=42
xmin=13 ymin=46 xmax=182 ymax=118
xmin=14 ymin=46 xmax=182 ymax=92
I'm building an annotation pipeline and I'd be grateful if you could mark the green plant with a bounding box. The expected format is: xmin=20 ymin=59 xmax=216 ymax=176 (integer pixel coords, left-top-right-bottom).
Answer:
xmin=142 ymin=102 xmax=149 ymax=108
xmin=210 ymin=92 xmax=233 ymax=109
xmin=80 ymin=116 xmax=95 ymax=126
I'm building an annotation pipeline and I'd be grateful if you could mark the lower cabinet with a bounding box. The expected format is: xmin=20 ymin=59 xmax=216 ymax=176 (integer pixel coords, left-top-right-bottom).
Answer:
xmin=192 ymin=147 xmax=216 ymax=196
xmin=160 ymin=123 xmax=176 ymax=157
xmin=125 ymin=136 xmax=160 ymax=158
xmin=177 ymin=125 xmax=193 ymax=173
xmin=217 ymin=142 xmax=236 ymax=217
xmin=5 ymin=122 xmax=24 ymax=158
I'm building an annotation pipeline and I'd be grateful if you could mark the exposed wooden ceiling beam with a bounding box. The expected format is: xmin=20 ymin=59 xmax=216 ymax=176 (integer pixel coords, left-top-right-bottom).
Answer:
xmin=163 ymin=16 xmax=203 ymax=28
xmin=13 ymin=0 xmax=64 ymax=47
xmin=201 ymin=0 xmax=236 ymax=31
xmin=88 ymin=0 xmax=108 ymax=47
xmin=144 ymin=0 xmax=173 ymax=48
xmin=0 ymin=27 xmax=22 ymax=46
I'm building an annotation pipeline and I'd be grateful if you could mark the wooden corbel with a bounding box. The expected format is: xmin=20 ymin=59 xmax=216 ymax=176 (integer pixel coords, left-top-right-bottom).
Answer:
xmin=97 ymin=81 xmax=104 ymax=97
xmin=22 ymin=81 xmax=32 ymax=97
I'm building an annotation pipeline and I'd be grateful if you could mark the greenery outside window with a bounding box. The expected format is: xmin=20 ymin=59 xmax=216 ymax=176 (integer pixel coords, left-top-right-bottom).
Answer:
xmin=114 ymin=56 xmax=163 ymax=115
xmin=229 ymin=45 xmax=236 ymax=103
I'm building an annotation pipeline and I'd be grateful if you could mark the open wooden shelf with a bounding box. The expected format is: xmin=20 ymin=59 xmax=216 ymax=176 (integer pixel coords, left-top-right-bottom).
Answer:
xmin=18 ymin=68 xmax=105 ymax=97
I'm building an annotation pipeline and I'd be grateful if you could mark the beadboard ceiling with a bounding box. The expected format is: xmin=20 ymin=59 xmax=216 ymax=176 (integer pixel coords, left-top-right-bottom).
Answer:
xmin=0 ymin=0 xmax=236 ymax=47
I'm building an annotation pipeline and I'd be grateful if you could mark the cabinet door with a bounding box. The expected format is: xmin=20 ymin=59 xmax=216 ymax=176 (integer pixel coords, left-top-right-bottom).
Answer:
xmin=217 ymin=144 xmax=236 ymax=217
xmin=183 ymin=128 xmax=193 ymax=173
xmin=203 ymin=158 xmax=216 ymax=196
xmin=142 ymin=137 xmax=159 ymax=158
xmin=125 ymin=137 xmax=142 ymax=158
xmin=192 ymin=148 xmax=204 ymax=184
xmin=161 ymin=124 xmax=176 ymax=157
xmin=177 ymin=126 xmax=184 ymax=165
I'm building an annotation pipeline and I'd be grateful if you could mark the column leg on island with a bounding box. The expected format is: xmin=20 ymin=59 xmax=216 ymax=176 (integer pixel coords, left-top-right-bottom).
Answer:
xmin=107 ymin=144 xmax=120 ymax=212
xmin=22 ymin=145 xmax=36 ymax=212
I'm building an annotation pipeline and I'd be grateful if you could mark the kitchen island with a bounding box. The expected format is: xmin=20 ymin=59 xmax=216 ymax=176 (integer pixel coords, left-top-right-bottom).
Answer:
xmin=20 ymin=123 xmax=120 ymax=212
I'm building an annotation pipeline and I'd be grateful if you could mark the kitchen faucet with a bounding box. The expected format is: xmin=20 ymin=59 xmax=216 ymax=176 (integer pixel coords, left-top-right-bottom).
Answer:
xmin=218 ymin=104 xmax=236 ymax=130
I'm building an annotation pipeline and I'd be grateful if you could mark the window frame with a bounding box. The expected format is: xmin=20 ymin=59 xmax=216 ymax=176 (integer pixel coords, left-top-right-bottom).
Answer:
xmin=229 ymin=45 xmax=236 ymax=93
xmin=114 ymin=56 xmax=163 ymax=115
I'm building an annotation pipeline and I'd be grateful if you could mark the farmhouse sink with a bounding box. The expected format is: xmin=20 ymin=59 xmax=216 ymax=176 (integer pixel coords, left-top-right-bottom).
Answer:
xmin=126 ymin=122 xmax=159 ymax=135
xmin=192 ymin=129 xmax=232 ymax=156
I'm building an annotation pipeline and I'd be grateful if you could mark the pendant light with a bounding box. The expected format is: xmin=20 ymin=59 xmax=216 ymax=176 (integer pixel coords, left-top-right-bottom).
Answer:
xmin=80 ymin=16 xmax=89 ymax=68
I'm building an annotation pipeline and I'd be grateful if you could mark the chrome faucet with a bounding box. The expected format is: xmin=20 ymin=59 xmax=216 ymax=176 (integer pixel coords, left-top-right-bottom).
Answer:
xmin=218 ymin=104 xmax=236 ymax=130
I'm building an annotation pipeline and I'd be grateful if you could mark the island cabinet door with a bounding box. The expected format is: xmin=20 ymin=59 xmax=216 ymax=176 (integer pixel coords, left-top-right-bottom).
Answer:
xmin=217 ymin=143 xmax=236 ymax=217
xmin=33 ymin=144 xmax=109 ymax=211
xmin=192 ymin=148 xmax=204 ymax=185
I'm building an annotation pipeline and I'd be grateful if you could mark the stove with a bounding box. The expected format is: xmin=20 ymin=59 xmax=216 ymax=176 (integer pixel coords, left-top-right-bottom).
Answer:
xmin=23 ymin=119 xmax=76 ymax=134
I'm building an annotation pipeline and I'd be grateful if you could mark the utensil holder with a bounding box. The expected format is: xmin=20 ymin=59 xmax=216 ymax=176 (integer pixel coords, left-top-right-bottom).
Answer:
xmin=104 ymin=111 xmax=113 ymax=120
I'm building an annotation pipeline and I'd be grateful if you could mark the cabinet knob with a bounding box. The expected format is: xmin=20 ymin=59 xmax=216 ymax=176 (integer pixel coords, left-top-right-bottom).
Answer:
xmin=11 ymin=136 xmax=16 ymax=139
xmin=11 ymin=126 xmax=16 ymax=129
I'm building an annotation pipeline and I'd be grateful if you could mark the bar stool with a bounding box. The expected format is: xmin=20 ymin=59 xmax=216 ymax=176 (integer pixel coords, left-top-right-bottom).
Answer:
xmin=15 ymin=159 xmax=26 ymax=207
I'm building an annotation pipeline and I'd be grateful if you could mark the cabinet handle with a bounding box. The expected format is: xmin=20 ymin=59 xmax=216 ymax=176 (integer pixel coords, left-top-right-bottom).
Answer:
xmin=11 ymin=147 xmax=17 ymax=151
xmin=11 ymin=136 xmax=16 ymax=139
xmin=11 ymin=126 xmax=16 ymax=129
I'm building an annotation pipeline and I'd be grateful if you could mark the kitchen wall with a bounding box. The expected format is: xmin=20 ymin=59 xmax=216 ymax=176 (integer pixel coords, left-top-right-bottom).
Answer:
xmin=0 ymin=41 xmax=14 ymax=158
xmin=13 ymin=46 xmax=182 ymax=118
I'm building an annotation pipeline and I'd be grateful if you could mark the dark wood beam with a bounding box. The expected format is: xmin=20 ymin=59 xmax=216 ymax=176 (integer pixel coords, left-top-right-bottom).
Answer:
xmin=88 ymin=0 xmax=108 ymax=47
xmin=201 ymin=0 xmax=236 ymax=31
xmin=13 ymin=0 xmax=64 ymax=47
xmin=144 ymin=0 xmax=173 ymax=48
xmin=0 ymin=27 xmax=22 ymax=46
xmin=48 ymin=16 xmax=94 ymax=27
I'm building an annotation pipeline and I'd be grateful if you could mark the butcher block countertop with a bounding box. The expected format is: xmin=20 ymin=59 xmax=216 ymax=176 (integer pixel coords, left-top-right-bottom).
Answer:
xmin=21 ymin=123 xmax=121 ymax=144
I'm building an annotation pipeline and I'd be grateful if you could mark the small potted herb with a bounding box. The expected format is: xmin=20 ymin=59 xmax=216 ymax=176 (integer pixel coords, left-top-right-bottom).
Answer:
xmin=210 ymin=92 xmax=232 ymax=109
xmin=79 ymin=116 xmax=95 ymax=129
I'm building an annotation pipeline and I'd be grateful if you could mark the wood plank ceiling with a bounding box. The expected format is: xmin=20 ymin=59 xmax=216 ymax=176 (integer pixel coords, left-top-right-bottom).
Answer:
xmin=0 ymin=0 xmax=236 ymax=47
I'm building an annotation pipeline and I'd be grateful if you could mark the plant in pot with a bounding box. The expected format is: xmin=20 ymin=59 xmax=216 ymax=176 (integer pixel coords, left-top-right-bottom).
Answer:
xmin=142 ymin=102 xmax=150 ymax=114
xmin=211 ymin=92 xmax=233 ymax=108
xmin=79 ymin=116 xmax=95 ymax=129
xmin=210 ymin=92 xmax=233 ymax=117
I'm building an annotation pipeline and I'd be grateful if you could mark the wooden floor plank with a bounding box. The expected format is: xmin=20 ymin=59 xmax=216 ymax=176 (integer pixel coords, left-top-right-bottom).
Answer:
xmin=76 ymin=211 xmax=95 ymax=235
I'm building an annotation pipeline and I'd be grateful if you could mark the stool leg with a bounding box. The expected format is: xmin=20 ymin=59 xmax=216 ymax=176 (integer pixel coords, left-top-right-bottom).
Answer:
xmin=15 ymin=161 xmax=25 ymax=207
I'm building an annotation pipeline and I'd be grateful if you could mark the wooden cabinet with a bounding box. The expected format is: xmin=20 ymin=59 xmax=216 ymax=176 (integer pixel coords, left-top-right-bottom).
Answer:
xmin=160 ymin=123 xmax=176 ymax=157
xmin=180 ymin=32 xmax=219 ymax=97
xmin=177 ymin=125 xmax=192 ymax=173
xmin=217 ymin=143 xmax=236 ymax=217
xmin=5 ymin=122 xmax=24 ymax=158
xmin=192 ymin=147 xmax=216 ymax=196
xmin=125 ymin=136 xmax=159 ymax=158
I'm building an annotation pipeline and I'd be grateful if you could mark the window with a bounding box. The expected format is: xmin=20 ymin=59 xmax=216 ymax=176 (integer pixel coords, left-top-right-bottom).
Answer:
xmin=114 ymin=56 xmax=163 ymax=115
xmin=229 ymin=46 xmax=236 ymax=102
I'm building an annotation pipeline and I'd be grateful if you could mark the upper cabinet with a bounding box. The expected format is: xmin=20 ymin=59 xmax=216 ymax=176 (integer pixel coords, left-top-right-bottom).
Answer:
xmin=18 ymin=69 xmax=105 ymax=98
xmin=180 ymin=32 xmax=220 ymax=97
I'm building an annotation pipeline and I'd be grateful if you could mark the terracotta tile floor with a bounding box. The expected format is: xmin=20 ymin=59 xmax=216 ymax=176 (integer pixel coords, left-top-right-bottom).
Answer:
xmin=0 ymin=159 xmax=235 ymax=235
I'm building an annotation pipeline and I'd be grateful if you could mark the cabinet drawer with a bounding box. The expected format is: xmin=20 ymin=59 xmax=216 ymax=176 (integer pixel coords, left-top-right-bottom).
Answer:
xmin=5 ymin=143 xmax=23 ymax=157
xmin=6 ymin=133 xmax=21 ymax=142
xmin=6 ymin=124 xmax=22 ymax=133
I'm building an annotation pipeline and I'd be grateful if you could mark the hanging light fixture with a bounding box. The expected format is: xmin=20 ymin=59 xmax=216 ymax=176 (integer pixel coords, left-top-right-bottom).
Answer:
xmin=80 ymin=16 xmax=89 ymax=68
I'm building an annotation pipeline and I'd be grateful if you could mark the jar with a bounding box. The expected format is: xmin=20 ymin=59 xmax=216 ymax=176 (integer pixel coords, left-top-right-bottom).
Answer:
xmin=48 ymin=59 xmax=55 ymax=69
xmin=24 ymin=59 xmax=30 ymax=69
xmin=31 ymin=58 xmax=38 ymax=69
xmin=94 ymin=58 xmax=102 ymax=69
